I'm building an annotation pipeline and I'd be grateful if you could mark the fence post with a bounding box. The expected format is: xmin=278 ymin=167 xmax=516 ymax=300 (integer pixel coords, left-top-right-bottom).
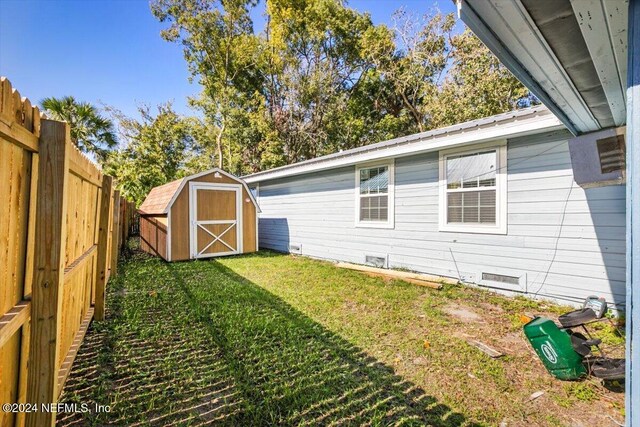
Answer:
xmin=121 ymin=200 xmax=126 ymax=245
xmin=94 ymin=175 xmax=113 ymax=321
xmin=109 ymin=191 xmax=121 ymax=277
xmin=120 ymin=197 xmax=126 ymax=248
xmin=25 ymin=119 xmax=69 ymax=427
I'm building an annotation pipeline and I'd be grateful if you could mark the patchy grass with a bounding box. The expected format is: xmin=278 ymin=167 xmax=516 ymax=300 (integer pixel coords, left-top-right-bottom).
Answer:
xmin=59 ymin=241 xmax=625 ymax=426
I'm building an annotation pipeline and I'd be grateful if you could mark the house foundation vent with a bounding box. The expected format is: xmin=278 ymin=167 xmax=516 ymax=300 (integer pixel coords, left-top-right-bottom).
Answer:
xmin=365 ymin=255 xmax=386 ymax=268
xmin=288 ymin=243 xmax=302 ymax=254
xmin=482 ymin=272 xmax=519 ymax=285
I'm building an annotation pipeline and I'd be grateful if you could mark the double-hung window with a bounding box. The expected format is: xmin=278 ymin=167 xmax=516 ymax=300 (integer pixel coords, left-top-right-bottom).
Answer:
xmin=356 ymin=162 xmax=394 ymax=228
xmin=439 ymin=142 xmax=507 ymax=234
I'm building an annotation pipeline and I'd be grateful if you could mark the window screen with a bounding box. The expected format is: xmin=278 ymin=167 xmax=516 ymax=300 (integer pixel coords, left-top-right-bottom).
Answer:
xmin=445 ymin=150 xmax=497 ymax=225
xmin=359 ymin=166 xmax=389 ymax=222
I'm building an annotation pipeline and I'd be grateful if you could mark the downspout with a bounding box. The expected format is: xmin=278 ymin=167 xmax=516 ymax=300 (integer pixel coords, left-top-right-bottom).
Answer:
xmin=626 ymin=0 xmax=639 ymax=425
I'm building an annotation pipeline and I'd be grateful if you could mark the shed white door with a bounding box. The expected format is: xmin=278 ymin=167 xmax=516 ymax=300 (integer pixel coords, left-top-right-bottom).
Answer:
xmin=189 ymin=183 xmax=243 ymax=259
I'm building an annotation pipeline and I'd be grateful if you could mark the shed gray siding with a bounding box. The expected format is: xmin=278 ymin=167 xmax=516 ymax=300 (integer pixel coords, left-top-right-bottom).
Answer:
xmin=256 ymin=130 xmax=626 ymax=309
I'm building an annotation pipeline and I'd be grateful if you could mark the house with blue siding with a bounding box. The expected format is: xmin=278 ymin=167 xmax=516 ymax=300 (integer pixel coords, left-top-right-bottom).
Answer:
xmin=247 ymin=0 xmax=640 ymax=417
xmin=244 ymin=106 xmax=626 ymax=310
xmin=456 ymin=1 xmax=638 ymax=422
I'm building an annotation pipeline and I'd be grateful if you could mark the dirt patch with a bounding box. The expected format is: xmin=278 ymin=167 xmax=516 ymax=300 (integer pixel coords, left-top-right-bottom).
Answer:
xmin=476 ymin=300 xmax=505 ymax=314
xmin=442 ymin=303 xmax=485 ymax=323
xmin=497 ymin=331 xmax=530 ymax=353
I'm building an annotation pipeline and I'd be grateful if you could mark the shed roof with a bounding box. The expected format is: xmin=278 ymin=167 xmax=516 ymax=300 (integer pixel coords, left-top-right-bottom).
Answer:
xmin=139 ymin=168 xmax=261 ymax=215
xmin=139 ymin=178 xmax=184 ymax=215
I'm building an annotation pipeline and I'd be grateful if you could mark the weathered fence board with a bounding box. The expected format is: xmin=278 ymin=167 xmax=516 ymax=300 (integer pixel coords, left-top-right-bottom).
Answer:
xmin=26 ymin=118 xmax=70 ymax=427
xmin=0 ymin=77 xmax=134 ymax=427
xmin=95 ymin=176 xmax=113 ymax=321
xmin=110 ymin=191 xmax=121 ymax=278
xmin=0 ymin=77 xmax=40 ymax=427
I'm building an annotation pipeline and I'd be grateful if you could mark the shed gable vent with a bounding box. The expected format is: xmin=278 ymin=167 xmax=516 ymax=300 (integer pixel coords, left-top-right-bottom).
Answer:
xmin=596 ymin=135 xmax=625 ymax=174
xmin=365 ymin=255 xmax=386 ymax=268
xmin=482 ymin=272 xmax=519 ymax=285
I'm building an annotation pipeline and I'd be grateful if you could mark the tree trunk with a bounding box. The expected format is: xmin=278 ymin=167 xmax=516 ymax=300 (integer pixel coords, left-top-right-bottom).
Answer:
xmin=216 ymin=122 xmax=225 ymax=169
xmin=401 ymin=91 xmax=424 ymax=132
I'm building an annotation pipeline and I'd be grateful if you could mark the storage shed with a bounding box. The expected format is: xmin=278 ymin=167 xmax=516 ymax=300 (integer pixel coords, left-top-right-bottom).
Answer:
xmin=138 ymin=168 xmax=259 ymax=261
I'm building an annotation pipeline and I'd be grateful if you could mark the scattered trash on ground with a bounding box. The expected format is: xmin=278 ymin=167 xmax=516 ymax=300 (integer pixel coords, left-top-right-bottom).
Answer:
xmin=528 ymin=391 xmax=545 ymax=401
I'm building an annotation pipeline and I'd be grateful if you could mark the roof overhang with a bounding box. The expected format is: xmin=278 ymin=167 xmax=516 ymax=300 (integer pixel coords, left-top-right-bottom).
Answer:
xmin=459 ymin=0 xmax=628 ymax=135
xmin=244 ymin=107 xmax=564 ymax=184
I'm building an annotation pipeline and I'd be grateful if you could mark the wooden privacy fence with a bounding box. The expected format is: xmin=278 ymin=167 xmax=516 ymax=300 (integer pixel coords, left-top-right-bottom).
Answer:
xmin=0 ymin=77 xmax=134 ymax=426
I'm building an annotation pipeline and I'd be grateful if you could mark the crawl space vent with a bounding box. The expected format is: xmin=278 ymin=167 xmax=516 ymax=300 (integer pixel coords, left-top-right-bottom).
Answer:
xmin=365 ymin=255 xmax=386 ymax=268
xmin=288 ymin=243 xmax=302 ymax=254
xmin=482 ymin=272 xmax=519 ymax=285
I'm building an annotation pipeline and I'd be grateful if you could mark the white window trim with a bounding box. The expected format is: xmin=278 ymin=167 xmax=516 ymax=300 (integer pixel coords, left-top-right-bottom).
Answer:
xmin=438 ymin=140 xmax=507 ymax=234
xmin=188 ymin=182 xmax=244 ymax=258
xmin=253 ymin=183 xmax=259 ymax=252
xmin=355 ymin=160 xmax=395 ymax=229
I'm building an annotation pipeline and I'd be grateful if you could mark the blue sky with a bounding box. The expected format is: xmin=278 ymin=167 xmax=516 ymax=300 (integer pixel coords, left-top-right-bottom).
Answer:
xmin=0 ymin=0 xmax=459 ymax=119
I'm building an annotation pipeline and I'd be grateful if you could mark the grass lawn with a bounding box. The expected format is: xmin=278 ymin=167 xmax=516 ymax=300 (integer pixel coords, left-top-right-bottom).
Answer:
xmin=58 ymin=240 xmax=625 ymax=426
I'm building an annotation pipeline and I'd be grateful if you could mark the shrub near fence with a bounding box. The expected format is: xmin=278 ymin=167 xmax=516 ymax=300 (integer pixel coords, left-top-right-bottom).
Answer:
xmin=0 ymin=77 xmax=135 ymax=427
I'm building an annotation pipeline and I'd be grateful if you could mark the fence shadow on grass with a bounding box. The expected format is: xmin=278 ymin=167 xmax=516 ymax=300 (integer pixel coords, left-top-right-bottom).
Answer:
xmin=58 ymin=246 xmax=477 ymax=426
xmin=167 ymin=257 xmax=477 ymax=426
xmin=58 ymin=249 xmax=245 ymax=426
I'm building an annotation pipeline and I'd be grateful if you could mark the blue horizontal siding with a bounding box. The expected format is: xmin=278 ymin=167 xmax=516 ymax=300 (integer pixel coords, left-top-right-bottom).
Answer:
xmin=256 ymin=132 xmax=626 ymax=309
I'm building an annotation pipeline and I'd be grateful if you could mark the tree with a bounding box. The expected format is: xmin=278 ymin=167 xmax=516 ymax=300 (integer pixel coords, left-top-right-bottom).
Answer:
xmin=362 ymin=10 xmax=455 ymax=133
xmin=40 ymin=96 xmax=117 ymax=163
xmin=103 ymin=103 xmax=196 ymax=206
xmin=428 ymin=29 xmax=537 ymax=127
xmin=151 ymin=0 xmax=387 ymax=171
xmin=259 ymin=0 xmax=378 ymax=162
xmin=151 ymin=0 xmax=260 ymax=170
xmin=149 ymin=1 xmax=535 ymax=177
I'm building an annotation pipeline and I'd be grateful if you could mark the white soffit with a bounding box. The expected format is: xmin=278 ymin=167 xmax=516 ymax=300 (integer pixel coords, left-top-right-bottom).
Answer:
xmin=463 ymin=0 xmax=601 ymax=133
xmin=570 ymin=0 xmax=628 ymax=126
